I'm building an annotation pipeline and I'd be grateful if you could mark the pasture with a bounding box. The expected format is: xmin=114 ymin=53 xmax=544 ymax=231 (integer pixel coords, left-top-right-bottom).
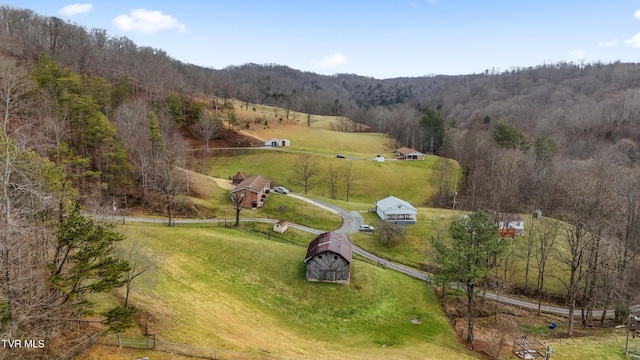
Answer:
xmin=121 ymin=103 xmax=620 ymax=359
xmin=108 ymin=223 xmax=478 ymax=360
xmin=205 ymin=150 xmax=457 ymax=205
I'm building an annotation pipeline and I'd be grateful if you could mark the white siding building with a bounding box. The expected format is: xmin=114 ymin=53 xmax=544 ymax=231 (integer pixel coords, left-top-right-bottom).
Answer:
xmin=375 ymin=196 xmax=418 ymax=224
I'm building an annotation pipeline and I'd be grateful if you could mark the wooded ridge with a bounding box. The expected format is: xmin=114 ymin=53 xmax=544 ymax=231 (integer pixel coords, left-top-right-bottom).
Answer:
xmin=1 ymin=4 xmax=640 ymax=357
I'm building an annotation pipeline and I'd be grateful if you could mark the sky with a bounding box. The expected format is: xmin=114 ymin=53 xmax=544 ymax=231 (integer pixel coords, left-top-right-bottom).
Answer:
xmin=5 ymin=1 xmax=640 ymax=79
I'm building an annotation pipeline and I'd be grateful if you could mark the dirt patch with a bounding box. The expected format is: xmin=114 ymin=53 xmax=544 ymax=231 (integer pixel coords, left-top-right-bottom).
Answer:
xmin=181 ymin=127 xmax=265 ymax=152
xmin=441 ymin=296 xmax=612 ymax=359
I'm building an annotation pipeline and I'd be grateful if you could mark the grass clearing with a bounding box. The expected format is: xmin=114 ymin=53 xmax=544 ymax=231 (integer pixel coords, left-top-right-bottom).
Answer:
xmin=206 ymin=150 xmax=456 ymax=205
xmin=231 ymin=99 xmax=357 ymax=131
xmin=545 ymin=329 xmax=629 ymax=359
xmin=113 ymin=223 xmax=478 ymax=359
xmin=252 ymin=124 xmax=391 ymax=157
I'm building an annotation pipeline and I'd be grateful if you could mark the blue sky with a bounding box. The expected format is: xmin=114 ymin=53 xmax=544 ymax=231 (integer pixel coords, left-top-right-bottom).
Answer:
xmin=5 ymin=1 xmax=640 ymax=79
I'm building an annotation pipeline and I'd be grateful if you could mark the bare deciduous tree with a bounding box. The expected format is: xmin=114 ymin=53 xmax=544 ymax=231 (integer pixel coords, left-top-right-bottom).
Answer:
xmin=116 ymin=240 xmax=153 ymax=308
xmin=325 ymin=163 xmax=341 ymax=199
xmin=291 ymin=154 xmax=318 ymax=194
xmin=376 ymin=220 xmax=406 ymax=246
xmin=343 ymin=161 xmax=355 ymax=202
xmin=230 ymin=191 xmax=244 ymax=228
xmin=190 ymin=110 xmax=223 ymax=151
xmin=534 ymin=218 xmax=560 ymax=314
xmin=149 ymin=154 xmax=187 ymax=227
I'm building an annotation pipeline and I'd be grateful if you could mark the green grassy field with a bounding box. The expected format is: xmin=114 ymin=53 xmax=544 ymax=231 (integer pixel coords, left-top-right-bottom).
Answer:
xmin=206 ymin=150 xmax=457 ymax=206
xmin=253 ymin=125 xmax=391 ymax=156
xmin=112 ymin=223 xmax=478 ymax=359
xmin=117 ymin=102 xmax=626 ymax=359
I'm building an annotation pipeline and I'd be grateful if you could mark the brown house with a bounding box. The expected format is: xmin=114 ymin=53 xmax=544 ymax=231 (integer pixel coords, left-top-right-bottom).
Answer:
xmin=304 ymin=232 xmax=352 ymax=284
xmin=230 ymin=175 xmax=271 ymax=209
xmin=395 ymin=147 xmax=425 ymax=160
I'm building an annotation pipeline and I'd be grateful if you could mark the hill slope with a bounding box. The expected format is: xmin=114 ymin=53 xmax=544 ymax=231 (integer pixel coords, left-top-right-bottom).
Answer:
xmin=112 ymin=223 xmax=477 ymax=359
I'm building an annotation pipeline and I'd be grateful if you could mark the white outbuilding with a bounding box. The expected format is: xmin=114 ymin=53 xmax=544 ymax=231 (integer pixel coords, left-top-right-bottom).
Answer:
xmin=375 ymin=196 xmax=417 ymax=224
xmin=273 ymin=220 xmax=288 ymax=233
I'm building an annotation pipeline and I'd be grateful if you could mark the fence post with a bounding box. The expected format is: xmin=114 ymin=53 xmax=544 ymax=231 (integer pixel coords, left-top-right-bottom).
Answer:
xmin=117 ymin=334 xmax=121 ymax=347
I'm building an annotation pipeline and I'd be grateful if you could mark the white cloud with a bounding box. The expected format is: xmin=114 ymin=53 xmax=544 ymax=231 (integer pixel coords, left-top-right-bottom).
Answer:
xmin=570 ymin=50 xmax=586 ymax=59
xmin=112 ymin=9 xmax=188 ymax=35
xmin=57 ymin=3 xmax=93 ymax=17
xmin=625 ymin=33 xmax=640 ymax=48
xmin=598 ymin=39 xmax=618 ymax=47
xmin=316 ymin=53 xmax=348 ymax=68
xmin=635 ymin=10 xmax=640 ymax=19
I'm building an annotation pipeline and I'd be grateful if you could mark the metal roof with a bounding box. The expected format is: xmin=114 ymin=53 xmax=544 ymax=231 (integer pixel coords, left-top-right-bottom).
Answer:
xmin=376 ymin=196 xmax=417 ymax=215
xmin=231 ymin=175 xmax=271 ymax=194
xmin=304 ymin=232 xmax=352 ymax=264
xmin=395 ymin=147 xmax=424 ymax=155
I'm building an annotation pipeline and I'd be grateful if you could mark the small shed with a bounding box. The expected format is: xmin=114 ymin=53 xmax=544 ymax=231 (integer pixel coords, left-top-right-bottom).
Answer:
xmin=280 ymin=139 xmax=290 ymax=146
xmin=304 ymin=232 xmax=352 ymax=284
xmin=231 ymin=172 xmax=246 ymax=185
xmin=273 ymin=220 xmax=288 ymax=233
xmin=265 ymin=138 xmax=278 ymax=146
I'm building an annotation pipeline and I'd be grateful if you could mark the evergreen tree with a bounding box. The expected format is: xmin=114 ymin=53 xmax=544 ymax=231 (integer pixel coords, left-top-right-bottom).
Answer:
xmin=431 ymin=211 xmax=507 ymax=347
xmin=420 ymin=107 xmax=445 ymax=154
xmin=49 ymin=204 xmax=130 ymax=307
xmin=491 ymin=121 xmax=530 ymax=150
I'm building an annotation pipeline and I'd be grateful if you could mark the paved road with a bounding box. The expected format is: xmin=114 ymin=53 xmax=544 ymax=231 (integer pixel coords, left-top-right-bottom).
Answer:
xmin=105 ymin=195 xmax=631 ymax=319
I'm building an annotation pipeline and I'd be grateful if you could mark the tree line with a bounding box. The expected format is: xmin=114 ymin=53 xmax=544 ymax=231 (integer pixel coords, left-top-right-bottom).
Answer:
xmin=3 ymin=4 xmax=640 ymax=350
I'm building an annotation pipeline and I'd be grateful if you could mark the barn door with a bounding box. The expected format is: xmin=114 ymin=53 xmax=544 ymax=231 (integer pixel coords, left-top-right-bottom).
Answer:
xmin=325 ymin=270 xmax=336 ymax=281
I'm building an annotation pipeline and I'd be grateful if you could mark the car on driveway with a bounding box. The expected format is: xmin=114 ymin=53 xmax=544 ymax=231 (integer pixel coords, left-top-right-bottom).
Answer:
xmin=336 ymin=154 xmax=346 ymax=158
xmin=359 ymin=224 xmax=374 ymax=232
xmin=272 ymin=186 xmax=289 ymax=194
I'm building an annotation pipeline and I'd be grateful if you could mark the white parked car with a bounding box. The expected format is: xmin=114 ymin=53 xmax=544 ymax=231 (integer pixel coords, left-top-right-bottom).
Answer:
xmin=272 ymin=186 xmax=290 ymax=194
xmin=359 ymin=224 xmax=374 ymax=232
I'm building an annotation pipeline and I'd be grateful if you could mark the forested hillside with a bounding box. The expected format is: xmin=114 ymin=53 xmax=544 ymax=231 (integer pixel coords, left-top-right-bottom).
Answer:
xmin=2 ymin=5 xmax=640 ymax=357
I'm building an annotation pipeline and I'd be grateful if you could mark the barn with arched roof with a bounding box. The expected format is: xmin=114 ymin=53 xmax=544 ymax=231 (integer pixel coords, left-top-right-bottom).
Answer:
xmin=304 ymin=232 xmax=352 ymax=284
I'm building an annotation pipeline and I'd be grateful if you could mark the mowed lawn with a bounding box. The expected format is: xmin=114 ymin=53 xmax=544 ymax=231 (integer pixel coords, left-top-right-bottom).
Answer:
xmin=252 ymin=124 xmax=391 ymax=157
xmin=208 ymin=150 xmax=457 ymax=205
xmin=113 ymin=224 xmax=478 ymax=360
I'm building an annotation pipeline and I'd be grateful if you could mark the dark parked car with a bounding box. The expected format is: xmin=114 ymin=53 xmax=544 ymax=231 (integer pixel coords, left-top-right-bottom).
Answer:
xmin=336 ymin=154 xmax=346 ymax=158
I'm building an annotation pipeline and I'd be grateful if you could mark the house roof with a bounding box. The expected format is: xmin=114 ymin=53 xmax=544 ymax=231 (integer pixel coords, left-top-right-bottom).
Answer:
xmin=276 ymin=220 xmax=287 ymax=226
xmin=232 ymin=172 xmax=246 ymax=181
xmin=376 ymin=196 xmax=417 ymax=215
xmin=395 ymin=147 xmax=424 ymax=156
xmin=304 ymin=232 xmax=352 ymax=264
xmin=498 ymin=213 xmax=524 ymax=222
xmin=231 ymin=175 xmax=271 ymax=194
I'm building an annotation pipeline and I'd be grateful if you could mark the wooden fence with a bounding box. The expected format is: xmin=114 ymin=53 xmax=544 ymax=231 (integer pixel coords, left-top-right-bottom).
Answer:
xmin=99 ymin=334 xmax=298 ymax=360
xmin=55 ymin=332 xmax=101 ymax=360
